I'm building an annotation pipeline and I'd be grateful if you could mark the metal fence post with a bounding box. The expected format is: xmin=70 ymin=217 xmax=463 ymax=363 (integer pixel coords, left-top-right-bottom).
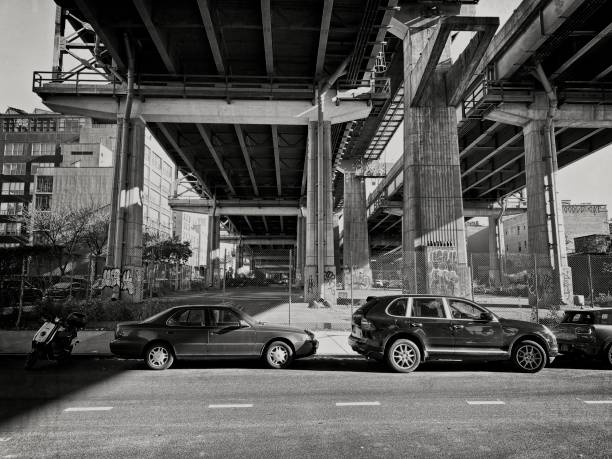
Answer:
xmin=534 ymin=254 xmax=540 ymax=324
xmin=470 ymin=253 xmax=475 ymax=301
xmin=223 ymin=249 xmax=227 ymax=302
xmin=587 ymin=254 xmax=594 ymax=307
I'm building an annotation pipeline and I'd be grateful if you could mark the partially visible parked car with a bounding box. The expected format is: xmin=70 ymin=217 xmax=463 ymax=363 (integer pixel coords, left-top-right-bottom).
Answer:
xmin=0 ymin=280 xmax=43 ymax=306
xmin=110 ymin=305 xmax=318 ymax=370
xmin=349 ymin=295 xmax=558 ymax=373
xmin=554 ymin=307 xmax=612 ymax=368
xmin=42 ymin=280 xmax=87 ymax=302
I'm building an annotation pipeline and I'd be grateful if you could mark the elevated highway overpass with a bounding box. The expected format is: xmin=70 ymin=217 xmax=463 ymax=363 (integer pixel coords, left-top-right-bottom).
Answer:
xmin=32 ymin=0 xmax=612 ymax=307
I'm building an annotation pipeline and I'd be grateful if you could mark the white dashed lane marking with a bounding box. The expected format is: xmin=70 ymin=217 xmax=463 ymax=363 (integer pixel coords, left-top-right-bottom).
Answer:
xmin=208 ymin=404 xmax=253 ymax=409
xmin=64 ymin=407 xmax=113 ymax=412
xmin=335 ymin=402 xmax=381 ymax=407
xmin=466 ymin=401 xmax=505 ymax=405
xmin=0 ymin=437 xmax=12 ymax=442
xmin=583 ymin=400 xmax=612 ymax=404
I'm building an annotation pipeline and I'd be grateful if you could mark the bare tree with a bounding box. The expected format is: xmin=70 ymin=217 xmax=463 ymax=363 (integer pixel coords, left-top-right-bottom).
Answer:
xmin=81 ymin=204 xmax=111 ymax=299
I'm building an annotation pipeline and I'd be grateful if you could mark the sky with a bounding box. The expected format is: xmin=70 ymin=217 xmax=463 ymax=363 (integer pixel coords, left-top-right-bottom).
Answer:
xmin=0 ymin=0 xmax=610 ymax=211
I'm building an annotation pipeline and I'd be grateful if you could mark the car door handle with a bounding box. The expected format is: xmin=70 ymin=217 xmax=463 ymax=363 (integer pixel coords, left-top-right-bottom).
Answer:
xmin=408 ymin=322 xmax=422 ymax=328
xmin=166 ymin=331 xmax=174 ymax=335
xmin=452 ymin=324 xmax=464 ymax=330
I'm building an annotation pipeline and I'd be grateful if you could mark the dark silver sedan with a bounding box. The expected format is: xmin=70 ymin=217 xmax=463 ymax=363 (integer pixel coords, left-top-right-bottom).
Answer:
xmin=110 ymin=305 xmax=318 ymax=370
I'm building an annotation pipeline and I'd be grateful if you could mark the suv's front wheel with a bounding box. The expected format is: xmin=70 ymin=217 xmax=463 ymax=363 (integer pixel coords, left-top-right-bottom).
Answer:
xmin=386 ymin=339 xmax=421 ymax=373
xmin=512 ymin=340 xmax=546 ymax=373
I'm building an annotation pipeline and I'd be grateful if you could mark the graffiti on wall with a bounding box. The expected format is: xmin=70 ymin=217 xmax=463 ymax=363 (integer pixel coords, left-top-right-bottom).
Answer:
xmin=101 ymin=267 xmax=142 ymax=295
xmin=306 ymin=276 xmax=315 ymax=296
xmin=323 ymin=270 xmax=336 ymax=298
xmin=427 ymin=248 xmax=459 ymax=295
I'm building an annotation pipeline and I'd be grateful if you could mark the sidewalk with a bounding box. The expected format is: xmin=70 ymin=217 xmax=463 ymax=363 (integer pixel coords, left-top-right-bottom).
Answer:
xmin=0 ymin=329 xmax=357 ymax=357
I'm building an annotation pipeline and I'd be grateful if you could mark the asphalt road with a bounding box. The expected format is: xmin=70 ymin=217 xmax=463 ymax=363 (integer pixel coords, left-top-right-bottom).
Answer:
xmin=0 ymin=356 xmax=611 ymax=458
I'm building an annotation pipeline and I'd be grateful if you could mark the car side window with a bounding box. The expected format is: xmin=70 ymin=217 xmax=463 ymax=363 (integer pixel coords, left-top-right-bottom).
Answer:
xmin=167 ymin=309 xmax=204 ymax=327
xmin=410 ymin=298 xmax=445 ymax=318
xmin=205 ymin=308 xmax=241 ymax=327
xmin=599 ymin=312 xmax=612 ymax=325
xmin=387 ymin=298 xmax=408 ymax=317
xmin=449 ymin=300 xmax=488 ymax=320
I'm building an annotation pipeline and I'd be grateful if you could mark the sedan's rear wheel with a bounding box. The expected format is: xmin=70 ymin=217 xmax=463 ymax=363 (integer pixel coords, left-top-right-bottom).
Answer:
xmin=386 ymin=339 xmax=421 ymax=373
xmin=512 ymin=340 xmax=546 ymax=373
xmin=264 ymin=341 xmax=293 ymax=369
xmin=145 ymin=343 xmax=174 ymax=370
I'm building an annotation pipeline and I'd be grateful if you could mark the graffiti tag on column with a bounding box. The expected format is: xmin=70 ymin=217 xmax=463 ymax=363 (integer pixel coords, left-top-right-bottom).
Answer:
xmin=428 ymin=248 xmax=458 ymax=295
xmin=101 ymin=267 xmax=138 ymax=294
xmin=306 ymin=276 xmax=315 ymax=295
xmin=324 ymin=270 xmax=336 ymax=298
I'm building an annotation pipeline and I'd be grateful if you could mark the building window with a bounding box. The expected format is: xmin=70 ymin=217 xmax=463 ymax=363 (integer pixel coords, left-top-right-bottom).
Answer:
xmin=518 ymin=244 xmax=521 ymax=252
xmin=35 ymin=195 xmax=52 ymax=211
xmin=150 ymin=190 xmax=160 ymax=205
xmin=0 ymin=202 xmax=23 ymax=215
xmin=152 ymin=153 xmax=162 ymax=170
xmin=57 ymin=118 xmax=85 ymax=132
xmin=1 ymin=182 xmax=25 ymax=195
xmin=151 ymin=171 xmax=162 ymax=188
xmin=162 ymin=161 xmax=172 ymax=178
xmin=161 ymin=179 xmax=170 ymax=195
xmin=31 ymin=143 xmax=56 ymax=156
xmin=2 ymin=163 xmax=26 ymax=175
xmin=0 ymin=222 xmax=22 ymax=236
xmin=71 ymin=151 xmax=93 ymax=156
xmin=149 ymin=208 xmax=159 ymax=224
xmin=36 ymin=176 xmax=53 ymax=193
xmin=160 ymin=213 xmax=170 ymax=229
xmin=3 ymin=143 xmax=26 ymax=156
xmin=517 ymin=226 xmax=520 ymax=235
xmin=31 ymin=163 xmax=55 ymax=174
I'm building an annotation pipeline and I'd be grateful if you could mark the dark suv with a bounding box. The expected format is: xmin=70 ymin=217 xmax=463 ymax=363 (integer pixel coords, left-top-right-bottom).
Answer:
xmin=349 ymin=295 xmax=558 ymax=373
xmin=554 ymin=308 xmax=612 ymax=368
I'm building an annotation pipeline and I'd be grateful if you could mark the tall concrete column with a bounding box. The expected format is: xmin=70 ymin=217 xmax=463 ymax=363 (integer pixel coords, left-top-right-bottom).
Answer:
xmin=523 ymin=119 xmax=572 ymax=305
xmin=205 ymin=215 xmax=220 ymax=288
xmin=342 ymin=167 xmax=372 ymax=290
xmin=488 ymin=216 xmax=501 ymax=286
xmin=401 ymin=42 xmax=470 ymax=297
xmin=304 ymin=121 xmax=336 ymax=305
xmin=295 ymin=215 xmax=305 ymax=286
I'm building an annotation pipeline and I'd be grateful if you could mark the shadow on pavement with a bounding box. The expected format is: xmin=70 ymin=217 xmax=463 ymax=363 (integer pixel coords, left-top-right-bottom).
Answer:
xmin=0 ymin=356 xmax=140 ymax=428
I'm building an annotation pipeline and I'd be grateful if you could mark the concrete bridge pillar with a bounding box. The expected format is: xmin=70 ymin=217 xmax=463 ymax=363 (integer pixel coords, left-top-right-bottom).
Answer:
xmin=206 ymin=215 xmax=221 ymax=288
xmin=488 ymin=216 xmax=502 ymax=286
xmin=401 ymin=33 xmax=470 ymax=297
xmin=523 ymin=119 xmax=572 ymax=306
xmin=304 ymin=121 xmax=336 ymax=305
xmin=295 ymin=215 xmax=305 ymax=286
xmin=341 ymin=165 xmax=372 ymax=291
xmin=106 ymin=118 xmax=146 ymax=302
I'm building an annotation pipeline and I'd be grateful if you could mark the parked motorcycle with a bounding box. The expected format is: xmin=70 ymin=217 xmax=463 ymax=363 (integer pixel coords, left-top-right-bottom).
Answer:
xmin=25 ymin=312 xmax=86 ymax=369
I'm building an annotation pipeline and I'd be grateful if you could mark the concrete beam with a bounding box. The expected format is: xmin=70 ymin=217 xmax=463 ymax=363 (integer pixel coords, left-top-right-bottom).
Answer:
xmin=133 ymin=0 xmax=177 ymax=74
xmin=197 ymin=0 xmax=225 ymax=74
xmin=486 ymin=98 xmax=612 ymax=128
xmin=157 ymin=123 xmax=212 ymax=198
xmin=375 ymin=205 xmax=526 ymax=218
xmin=410 ymin=16 xmax=498 ymax=106
xmin=261 ymin=0 xmax=274 ymax=76
xmin=271 ymin=125 xmax=282 ymax=197
xmin=315 ymin=0 xmax=334 ymax=78
xmin=168 ymin=198 xmax=300 ymax=216
xmin=234 ymin=124 xmax=259 ymax=197
xmin=41 ymin=93 xmax=371 ymax=125
xmin=446 ymin=17 xmax=499 ymax=106
xmin=221 ymin=236 xmax=296 ymax=245
xmin=195 ymin=124 xmax=236 ymax=196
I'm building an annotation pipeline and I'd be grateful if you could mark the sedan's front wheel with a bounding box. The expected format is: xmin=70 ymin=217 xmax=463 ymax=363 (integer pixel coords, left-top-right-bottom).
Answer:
xmin=145 ymin=343 xmax=174 ymax=370
xmin=604 ymin=344 xmax=612 ymax=369
xmin=512 ymin=340 xmax=546 ymax=373
xmin=386 ymin=339 xmax=421 ymax=373
xmin=264 ymin=341 xmax=293 ymax=369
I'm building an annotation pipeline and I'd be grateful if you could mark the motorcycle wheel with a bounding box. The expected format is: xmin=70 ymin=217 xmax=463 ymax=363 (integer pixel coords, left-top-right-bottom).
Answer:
xmin=25 ymin=351 xmax=38 ymax=370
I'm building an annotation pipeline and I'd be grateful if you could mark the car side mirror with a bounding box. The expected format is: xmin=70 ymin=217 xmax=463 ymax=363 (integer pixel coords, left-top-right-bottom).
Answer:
xmin=239 ymin=319 xmax=250 ymax=328
xmin=481 ymin=312 xmax=494 ymax=321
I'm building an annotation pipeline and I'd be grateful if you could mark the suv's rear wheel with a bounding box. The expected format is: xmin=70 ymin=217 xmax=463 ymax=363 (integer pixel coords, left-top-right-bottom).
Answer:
xmin=512 ymin=340 xmax=546 ymax=373
xmin=604 ymin=344 xmax=612 ymax=369
xmin=386 ymin=339 xmax=421 ymax=373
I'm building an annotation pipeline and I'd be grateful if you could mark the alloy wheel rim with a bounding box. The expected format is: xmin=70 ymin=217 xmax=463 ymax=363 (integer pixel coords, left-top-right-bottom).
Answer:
xmin=608 ymin=346 xmax=612 ymax=364
xmin=269 ymin=345 xmax=288 ymax=366
xmin=149 ymin=347 xmax=168 ymax=367
xmin=517 ymin=344 xmax=542 ymax=370
xmin=392 ymin=343 xmax=416 ymax=369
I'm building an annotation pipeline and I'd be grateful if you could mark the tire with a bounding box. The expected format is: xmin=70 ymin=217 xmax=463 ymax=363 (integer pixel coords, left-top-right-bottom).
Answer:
xmin=604 ymin=344 xmax=612 ymax=369
xmin=386 ymin=339 xmax=421 ymax=373
xmin=264 ymin=341 xmax=293 ymax=369
xmin=25 ymin=351 xmax=38 ymax=370
xmin=512 ymin=340 xmax=547 ymax=373
xmin=145 ymin=343 xmax=174 ymax=370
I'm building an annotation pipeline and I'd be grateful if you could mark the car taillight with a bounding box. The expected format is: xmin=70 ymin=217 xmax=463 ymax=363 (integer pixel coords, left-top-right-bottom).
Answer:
xmin=361 ymin=318 xmax=376 ymax=331
xmin=575 ymin=326 xmax=593 ymax=335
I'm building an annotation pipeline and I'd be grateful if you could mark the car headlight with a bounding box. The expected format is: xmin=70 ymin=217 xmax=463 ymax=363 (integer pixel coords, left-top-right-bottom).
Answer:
xmin=541 ymin=325 xmax=556 ymax=341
